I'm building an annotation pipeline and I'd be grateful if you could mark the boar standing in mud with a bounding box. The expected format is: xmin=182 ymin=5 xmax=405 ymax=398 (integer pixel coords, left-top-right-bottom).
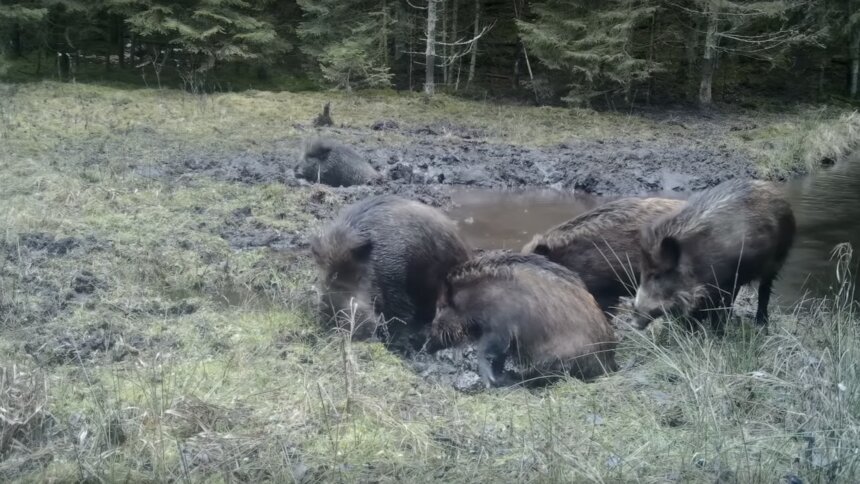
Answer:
xmin=431 ymin=251 xmax=618 ymax=388
xmin=310 ymin=195 xmax=470 ymax=350
xmin=523 ymin=197 xmax=684 ymax=314
xmin=296 ymin=137 xmax=379 ymax=187
xmin=633 ymin=179 xmax=795 ymax=333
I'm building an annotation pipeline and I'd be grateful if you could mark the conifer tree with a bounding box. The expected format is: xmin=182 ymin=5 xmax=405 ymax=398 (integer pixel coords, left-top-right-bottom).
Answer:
xmin=124 ymin=0 xmax=287 ymax=87
xmin=517 ymin=0 xmax=659 ymax=105
xmin=0 ymin=1 xmax=47 ymax=73
xmin=677 ymin=0 xmax=821 ymax=105
xmin=296 ymin=0 xmax=394 ymax=90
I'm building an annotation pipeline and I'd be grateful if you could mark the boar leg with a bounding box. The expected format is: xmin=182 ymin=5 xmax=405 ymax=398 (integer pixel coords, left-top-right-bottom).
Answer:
xmin=476 ymin=331 xmax=512 ymax=388
xmin=755 ymin=277 xmax=773 ymax=330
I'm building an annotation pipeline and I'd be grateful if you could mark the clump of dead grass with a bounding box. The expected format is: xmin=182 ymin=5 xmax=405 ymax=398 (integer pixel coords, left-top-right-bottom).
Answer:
xmin=746 ymin=110 xmax=860 ymax=177
xmin=0 ymin=365 xmax=52 ymax=456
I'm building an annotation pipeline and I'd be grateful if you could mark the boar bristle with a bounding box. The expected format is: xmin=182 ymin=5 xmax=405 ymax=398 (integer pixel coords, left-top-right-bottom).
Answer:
xmin=537 ymin=197 xmax=684 ymax=251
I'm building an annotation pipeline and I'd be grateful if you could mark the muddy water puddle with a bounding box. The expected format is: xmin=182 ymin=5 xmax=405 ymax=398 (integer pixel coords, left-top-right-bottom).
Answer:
xmin=778 ymin=154 xmax=860 ymax=304
xmin=447 ymin=154 xmax=860 ymax=305
xmin=447 ymin=190 xmax=610 ymax=250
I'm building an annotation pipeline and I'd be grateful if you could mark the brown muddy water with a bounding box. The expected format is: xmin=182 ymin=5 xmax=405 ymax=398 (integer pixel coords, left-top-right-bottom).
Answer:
xmin=446 ymin=153 xmax=860 ymax=306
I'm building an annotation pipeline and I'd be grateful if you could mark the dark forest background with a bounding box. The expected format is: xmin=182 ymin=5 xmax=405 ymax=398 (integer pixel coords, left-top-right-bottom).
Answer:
xmin=1 ymin=0 xmax=858 ymax=107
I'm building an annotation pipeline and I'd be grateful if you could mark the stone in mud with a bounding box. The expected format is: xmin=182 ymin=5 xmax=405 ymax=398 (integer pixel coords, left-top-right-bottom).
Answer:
xmin=371 ymin=120 xmax=399 ymax=131
xmin=453 ymin=371 xmax=484 ymax=393
xmin=388 ymin=162 xmax=415 ymax=182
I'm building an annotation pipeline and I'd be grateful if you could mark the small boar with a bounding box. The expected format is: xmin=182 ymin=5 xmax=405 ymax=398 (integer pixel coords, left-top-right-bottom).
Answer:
xmin=310 ymin=195 xmax=470 ymax=349
xmin=633 ymin=179 xmax=795 ymax=332
xmin=431 ymin=251 xmax=618 ymax=388
xmin=523 ymin=197 xmax=685 ymax=313
xmin=296 ymin=138 xmax=379 ymax=187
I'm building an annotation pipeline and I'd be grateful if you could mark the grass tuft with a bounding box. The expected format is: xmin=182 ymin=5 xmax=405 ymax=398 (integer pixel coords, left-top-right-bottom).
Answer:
xmin=744 ymin=110 xmax=860 ymax=177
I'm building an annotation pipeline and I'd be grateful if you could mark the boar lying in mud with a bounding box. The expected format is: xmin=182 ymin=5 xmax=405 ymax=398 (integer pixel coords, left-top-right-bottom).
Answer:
xmin=310 ymin=195 xmax=470 ymax=349
xmin=296 ymin=137 xmax=379 ymax=187
xmin=523 ymin=197 xmax=685 ymax=313
xmin=431 ymin=251 xmax=618 ymax=388
xmin=633 ymin=179 xmax=795 ymax=332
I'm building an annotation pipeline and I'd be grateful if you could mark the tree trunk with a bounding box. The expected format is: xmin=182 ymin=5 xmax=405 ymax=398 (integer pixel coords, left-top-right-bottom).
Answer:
xmin=449 ymin=0 xmax=458 ymax=84
xmin=467 ymin=0 xmax=480 ymax=85
xmin=381 ymin=0 xmax=389 ymax=65
xmin=513 ymin=49 xmax=520 ymax=89
xmin=441 ymin=0 xmax=448 ymax=85
xmin=117 ymin=17 xmax=125 ymax=69
xmin=130 ymin=33 xmax=138 ymax=66
xmin=12 ymin=23 xmax=22 ymax=57
xmin=685 ymin=15 xmax=700 ymax=98
xmin=851 ymin=30 xmax=860 ymax=98
xmin=698 ymin=4 xmax=719 ymax=106
xmin=425 ymin=0 xmax=437 ymax=95
xmin=646 ymin=11 xmax=656 ymax=105
xmin=852 ymin=0 xmax=860 ymax=97
xmin=58 ymin=53 xmax=70 ymax=81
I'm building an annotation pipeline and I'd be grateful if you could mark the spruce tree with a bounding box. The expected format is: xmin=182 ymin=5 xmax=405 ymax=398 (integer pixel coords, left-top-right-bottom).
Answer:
xmin=517 ymin=0 xmax=659 ymax=106
xmin=0 ymin=1 xmax=47 ymax=73
xmin=677 ymin=0 xmax=821 ymax=105
xmin=296 ymin=0 xmax=394 ymax=90
xmin=124 ymin=0 xmax=287 ymax=87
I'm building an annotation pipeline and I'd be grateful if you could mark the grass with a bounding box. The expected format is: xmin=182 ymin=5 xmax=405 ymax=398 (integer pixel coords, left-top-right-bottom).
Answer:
xmin=0 ymin=81 xmax=859 ymax=482
xmin=741 ymin=109 xmax=860 ymax=178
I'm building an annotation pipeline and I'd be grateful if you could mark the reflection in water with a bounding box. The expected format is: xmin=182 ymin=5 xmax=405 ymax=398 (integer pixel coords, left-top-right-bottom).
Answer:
xmin=776 ymin=154 xmax=860 ymax=304
xmin=447 ymin=190 xmax=605 ymax=250
xmin=447 ymin=153 xmax=860 ymax=306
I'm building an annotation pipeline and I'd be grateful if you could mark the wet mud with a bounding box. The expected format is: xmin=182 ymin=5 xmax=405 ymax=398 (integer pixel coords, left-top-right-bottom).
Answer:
xmin=129 ymin=112 xmax=758 ymax=202
xmin=0 ymin=233 xmax=109 ymax=327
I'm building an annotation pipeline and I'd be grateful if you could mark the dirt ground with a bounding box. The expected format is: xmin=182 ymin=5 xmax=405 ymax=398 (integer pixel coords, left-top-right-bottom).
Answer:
xmin=134 ymin=113 xmax=760 ymax=198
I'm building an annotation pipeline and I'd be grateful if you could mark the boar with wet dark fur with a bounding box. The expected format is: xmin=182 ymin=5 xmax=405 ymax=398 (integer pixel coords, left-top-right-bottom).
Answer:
xmin=310 ymin=195 xmax=470 ymax=350
xmin=633 ymin=179 xmax=795 ymax=333
xmin=296 ymin=137 xmax=380 ymax=187
xmin=431 ymin=251 xmax=618 ymax=388
xmin=523 ymin=197 xmax=684 ymax=314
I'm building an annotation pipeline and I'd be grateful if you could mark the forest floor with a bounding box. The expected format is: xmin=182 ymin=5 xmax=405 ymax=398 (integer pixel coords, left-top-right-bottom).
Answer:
xmin=1 ymin=82 xmax=859 ymax=482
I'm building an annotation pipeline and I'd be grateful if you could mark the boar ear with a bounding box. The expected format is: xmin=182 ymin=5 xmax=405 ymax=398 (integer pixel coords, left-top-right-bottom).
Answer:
xmin=532 ymin=242 xmax=551 ymax=256
xmin=437 ymin=281 xmax=452 ymax=307
xmin=659 ymin=236 xmax=681 ymax=269
xmin=350 ymin=240 xmax=373 ymax=261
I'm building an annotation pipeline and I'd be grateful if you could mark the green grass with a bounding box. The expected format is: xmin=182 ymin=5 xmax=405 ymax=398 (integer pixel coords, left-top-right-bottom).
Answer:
xmin=1 ymin=82 xmax=859 ymax=482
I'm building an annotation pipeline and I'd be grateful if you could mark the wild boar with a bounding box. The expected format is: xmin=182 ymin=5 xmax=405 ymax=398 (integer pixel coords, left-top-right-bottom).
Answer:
xmin=431 ymin=251 xmax=618 ymax=388
xmin=633 ymin=179 xmax=795 ymax=332
xmin=523 ymin=197 xmax=684 ymax=313
xmin=296 ymin=137 xmax=379 ymax=187
xmin=310 ymin=195 xmax=470 ymax=349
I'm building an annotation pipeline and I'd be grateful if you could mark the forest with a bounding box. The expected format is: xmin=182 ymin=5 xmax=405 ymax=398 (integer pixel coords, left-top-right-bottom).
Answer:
xmin=1 ymin=0 xmax=859 ymax=105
